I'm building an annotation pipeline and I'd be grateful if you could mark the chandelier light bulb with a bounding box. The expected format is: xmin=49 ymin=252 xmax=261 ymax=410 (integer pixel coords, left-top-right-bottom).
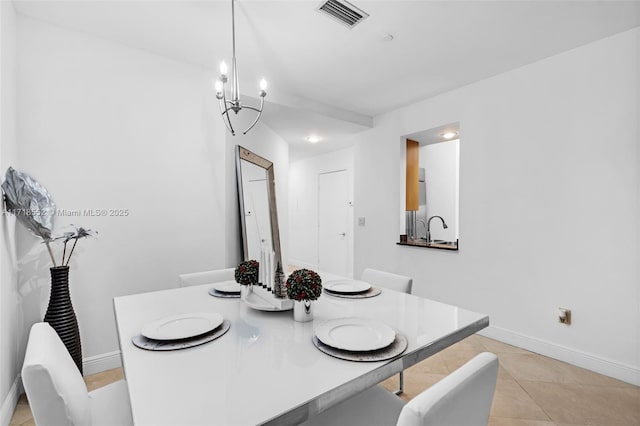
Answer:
xmin=259 ymin=78 xmax=268 ymax=91
xmin=219 ymin=61 xmax=228 ymax=76
xmin=214 ymin=80 xmax=223 ymax=94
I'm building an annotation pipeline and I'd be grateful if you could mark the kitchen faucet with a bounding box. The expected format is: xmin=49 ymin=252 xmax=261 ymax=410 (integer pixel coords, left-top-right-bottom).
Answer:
xmin=426 ymin=215 xmax=448 ymax=243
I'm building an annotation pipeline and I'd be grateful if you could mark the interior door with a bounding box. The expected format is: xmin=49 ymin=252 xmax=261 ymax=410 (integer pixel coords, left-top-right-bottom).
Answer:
xmin=318 ymin=170 xmax=349 ymax=276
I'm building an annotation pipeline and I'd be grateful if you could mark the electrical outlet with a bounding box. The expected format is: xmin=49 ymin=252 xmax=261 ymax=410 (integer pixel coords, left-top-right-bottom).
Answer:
xmin=558 ymin=308 xmax=571 ymax=325
xmin=358 ymin=217 xmax=366 ymax=226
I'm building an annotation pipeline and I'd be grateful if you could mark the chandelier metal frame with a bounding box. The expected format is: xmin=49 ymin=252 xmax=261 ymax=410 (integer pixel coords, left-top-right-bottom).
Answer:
xmin=215 ymin=0 xmax=267 ymax=136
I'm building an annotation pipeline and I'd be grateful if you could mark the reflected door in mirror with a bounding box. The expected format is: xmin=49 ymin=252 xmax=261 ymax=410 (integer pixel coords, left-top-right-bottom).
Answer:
xmin=240 ymin=161 xmax=273 ymax=260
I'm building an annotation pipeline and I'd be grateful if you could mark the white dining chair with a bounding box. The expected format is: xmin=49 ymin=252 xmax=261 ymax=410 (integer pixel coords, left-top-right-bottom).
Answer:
xmin=361 ymin=268 xmax=413 ymax=394
xmin=302 ymin=352 xmax=499 ymax=426
xmin=178 ymin=267 xmax=235 ymax=287
xmin=21 ymin=322 xmax=133 ymax=426
xmin=362 ymin=268 xmax=413 ymax=294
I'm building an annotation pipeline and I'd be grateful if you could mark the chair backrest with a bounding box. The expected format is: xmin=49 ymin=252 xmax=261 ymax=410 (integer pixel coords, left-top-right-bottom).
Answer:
xmin=361 ymin=268 xmax=413 ymax=294
xmin=179 ymin=268 xmax=235 ymax=287
xmin=396 ymin=352 xmax=499 ymax=426
xmin=22 ymin=322 xmax=91 ymax=426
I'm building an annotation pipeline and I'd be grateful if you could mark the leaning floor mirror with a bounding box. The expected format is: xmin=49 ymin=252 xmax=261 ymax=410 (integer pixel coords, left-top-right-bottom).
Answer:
xmin=235 ymin=145 xmax=284 ymax=287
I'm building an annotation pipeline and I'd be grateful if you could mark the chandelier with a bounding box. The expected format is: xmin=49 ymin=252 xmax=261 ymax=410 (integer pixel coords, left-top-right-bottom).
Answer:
xmin=215 ymin=0 xmax=267 ymax=136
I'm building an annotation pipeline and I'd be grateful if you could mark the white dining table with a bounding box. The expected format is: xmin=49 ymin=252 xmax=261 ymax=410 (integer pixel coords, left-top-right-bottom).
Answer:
xmin=113 ymin=278 xmax=488 ymax=426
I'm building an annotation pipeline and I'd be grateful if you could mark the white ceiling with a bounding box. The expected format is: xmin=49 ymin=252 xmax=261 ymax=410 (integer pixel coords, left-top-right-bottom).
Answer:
xmin=13 ymin=0 xmax=640 ymax=160
xmin=406 ymin=122 xmax=460 ymax=147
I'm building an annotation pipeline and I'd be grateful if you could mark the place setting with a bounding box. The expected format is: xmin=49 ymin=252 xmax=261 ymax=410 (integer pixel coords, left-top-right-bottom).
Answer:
xmin=208 ymin=280 xmax=242 ymax=298
xmin=132 ymin=312 xmax=231 ymax=351
xmin=323 ymin=279 xmax=382 ymax=299
xmin=312 ymin=317 xmax=407 ymax=362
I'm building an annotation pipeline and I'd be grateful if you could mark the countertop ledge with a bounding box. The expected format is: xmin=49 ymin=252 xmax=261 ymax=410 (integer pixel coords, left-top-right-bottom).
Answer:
xmin=397 ymin=240 xmax=459 ymax=251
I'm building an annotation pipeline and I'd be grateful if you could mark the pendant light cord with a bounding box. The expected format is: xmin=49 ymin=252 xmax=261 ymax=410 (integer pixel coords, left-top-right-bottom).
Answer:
xmin=232 ymin=0 xmax=236 ymax=59
xmin=231 ymin=0 xmax=239 ymax=101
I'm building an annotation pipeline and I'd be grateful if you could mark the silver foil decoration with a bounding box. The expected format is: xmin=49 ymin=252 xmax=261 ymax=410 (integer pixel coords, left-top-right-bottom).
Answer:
xmin=2 ymin=167 xmax=55 ymax=240
xmin=2 ymin=167 xmax=58 ymax=265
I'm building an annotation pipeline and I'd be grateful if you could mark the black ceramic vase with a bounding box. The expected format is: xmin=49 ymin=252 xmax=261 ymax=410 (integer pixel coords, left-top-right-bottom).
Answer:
xmin=44 ymin=266 xmax=83 ymax=374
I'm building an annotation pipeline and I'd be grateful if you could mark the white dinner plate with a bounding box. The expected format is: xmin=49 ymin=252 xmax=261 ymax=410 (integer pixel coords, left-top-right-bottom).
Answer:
xmin=315 ymin=318 xmax=396 ymax=351
xmin=324 ymin=280 xmax=371 ymax=294
xmin=211 ymin=280 xmax=241 ymax=294
xmin=141 ymin=312 xmax=224 ymax=341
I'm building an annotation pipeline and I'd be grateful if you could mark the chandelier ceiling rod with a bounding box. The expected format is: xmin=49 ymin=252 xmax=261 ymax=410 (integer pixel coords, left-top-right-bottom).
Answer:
xmin=215 ymin=0 xmax=267 ymax=136
xmin=231 ymin=0 xmax=239 ymax=102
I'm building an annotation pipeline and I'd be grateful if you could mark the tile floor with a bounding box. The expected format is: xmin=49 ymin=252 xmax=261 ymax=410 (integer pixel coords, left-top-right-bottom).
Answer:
xmin=11 ymin=335 xmax=639 ymax=426
xmin=379 ymin=334 xmax=640 ymax=426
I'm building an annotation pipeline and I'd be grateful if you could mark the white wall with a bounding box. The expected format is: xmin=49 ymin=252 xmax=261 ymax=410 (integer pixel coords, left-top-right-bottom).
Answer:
xmin=0 ymin=2 xmax=21 ymax=422
xmin=15 ymin=16 xmax=229 ymax=370
xmin=354 ymin=28 xmax=639 ymax=384
xmin=289 ymin=147 xmax=354 ymax=277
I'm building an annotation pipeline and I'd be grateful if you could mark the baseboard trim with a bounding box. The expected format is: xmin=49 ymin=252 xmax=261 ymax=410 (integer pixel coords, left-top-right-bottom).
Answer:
xmin=83 ymin=350 xmax=122 ymax=376
xmin=0 ymin=376 xmax=20 ymax=426
xmin=479 ymin=325 xmax=640 ymax=386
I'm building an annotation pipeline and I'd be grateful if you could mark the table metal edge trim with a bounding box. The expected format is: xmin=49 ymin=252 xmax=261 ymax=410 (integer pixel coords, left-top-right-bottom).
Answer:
xmin=260 ymin=315 xmax=489 ymax=426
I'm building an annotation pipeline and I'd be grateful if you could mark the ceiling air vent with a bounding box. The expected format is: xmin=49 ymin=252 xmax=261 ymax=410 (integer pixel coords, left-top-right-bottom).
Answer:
xmin=317 ymin=0 xmax=369 ymax=29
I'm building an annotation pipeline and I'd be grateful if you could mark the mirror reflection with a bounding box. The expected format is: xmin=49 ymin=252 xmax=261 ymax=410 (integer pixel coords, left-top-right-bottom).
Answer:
xmin=236 ymin=146 xmax=282 ymax=267
xmin=240 ymin=161 xmax=273 ymax=260
xmin=401 ymin=124 xmax=460 ymax=251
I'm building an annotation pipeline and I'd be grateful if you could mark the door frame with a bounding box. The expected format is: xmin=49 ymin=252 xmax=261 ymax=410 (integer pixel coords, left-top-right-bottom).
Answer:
xmin=317 ymin=168 xmax=353 ymax=277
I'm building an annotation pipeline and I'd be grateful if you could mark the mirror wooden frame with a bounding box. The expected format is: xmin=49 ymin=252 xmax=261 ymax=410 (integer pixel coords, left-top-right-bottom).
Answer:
xmin=235 ymin=145 xmax=283 ymax=269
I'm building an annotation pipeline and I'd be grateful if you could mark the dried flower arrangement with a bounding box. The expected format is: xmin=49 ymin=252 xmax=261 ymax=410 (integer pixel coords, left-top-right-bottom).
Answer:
xmin=234 ymin=259 xmax=259 ymax=285
xmin=286 ymin=269 xmax=322 ymax=301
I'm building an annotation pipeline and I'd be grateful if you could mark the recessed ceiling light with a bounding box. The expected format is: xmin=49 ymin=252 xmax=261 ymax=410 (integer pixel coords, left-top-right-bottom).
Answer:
xmin=306 ymin=135 xmax=322 ymax=144
xmin=440 ymin=131 xmax=458 ymax=140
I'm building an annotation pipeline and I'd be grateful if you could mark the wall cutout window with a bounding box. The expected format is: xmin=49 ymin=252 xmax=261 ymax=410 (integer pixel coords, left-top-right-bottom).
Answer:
xmin=400 ymin=123 xmax=459 ymax=251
